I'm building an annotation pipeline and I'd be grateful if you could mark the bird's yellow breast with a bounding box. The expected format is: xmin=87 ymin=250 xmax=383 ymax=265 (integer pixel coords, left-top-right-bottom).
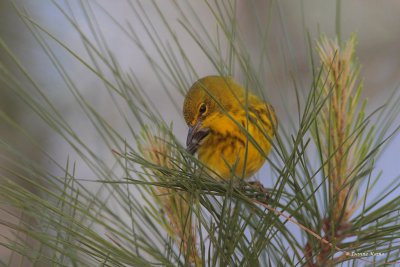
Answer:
xmin=198 ymin=105 xmax=275 ymax=179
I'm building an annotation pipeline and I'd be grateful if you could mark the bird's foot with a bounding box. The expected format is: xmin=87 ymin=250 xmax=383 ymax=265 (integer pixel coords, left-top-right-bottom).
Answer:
xmin=241 ymin=181 xmax=270 ymax=203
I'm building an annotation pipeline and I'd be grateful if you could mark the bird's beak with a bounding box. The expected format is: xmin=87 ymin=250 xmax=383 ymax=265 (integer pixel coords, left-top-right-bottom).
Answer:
xmin=186 ymin=120 xmax=210 ymax=155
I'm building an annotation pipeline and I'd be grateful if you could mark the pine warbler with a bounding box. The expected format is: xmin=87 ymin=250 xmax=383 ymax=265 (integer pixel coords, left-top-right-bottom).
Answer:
xmin=183 ymin=76 xmax=277 ymax=179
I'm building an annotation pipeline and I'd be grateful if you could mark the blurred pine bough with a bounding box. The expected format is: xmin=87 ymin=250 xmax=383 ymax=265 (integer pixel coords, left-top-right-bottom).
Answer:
xmin=0 ymin=1 xmax=400 ymax=266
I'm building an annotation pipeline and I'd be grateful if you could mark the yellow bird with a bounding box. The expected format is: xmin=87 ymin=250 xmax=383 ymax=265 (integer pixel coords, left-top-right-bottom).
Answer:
xmin=183 ymin=75 xmax=277 ymax=179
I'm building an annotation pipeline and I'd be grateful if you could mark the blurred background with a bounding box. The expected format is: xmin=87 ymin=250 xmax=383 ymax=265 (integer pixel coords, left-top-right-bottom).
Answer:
xmin=1 ymin=0 xmax=399 ymax=265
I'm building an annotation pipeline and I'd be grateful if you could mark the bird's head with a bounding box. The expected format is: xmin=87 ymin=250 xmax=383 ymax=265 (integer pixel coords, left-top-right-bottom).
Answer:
xmin=183 ymin=75 xmax=243 ymax=154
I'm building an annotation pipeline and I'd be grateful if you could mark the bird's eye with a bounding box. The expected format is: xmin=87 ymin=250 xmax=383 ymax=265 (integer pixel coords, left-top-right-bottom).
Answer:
xmin=199 ymin=103 xmax=207 ymax=115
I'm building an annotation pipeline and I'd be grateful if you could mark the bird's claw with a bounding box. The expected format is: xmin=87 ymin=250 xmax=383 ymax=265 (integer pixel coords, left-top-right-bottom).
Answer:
xmin=240 ymin=181 xmax=270 ymax=203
